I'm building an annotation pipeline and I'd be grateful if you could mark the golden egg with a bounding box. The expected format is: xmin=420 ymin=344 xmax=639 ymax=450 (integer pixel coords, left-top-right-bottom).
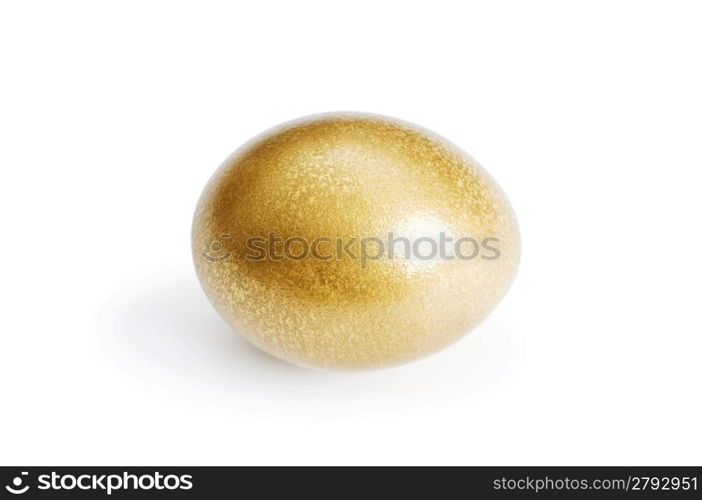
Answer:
xmin=192 ymin=113 xmax=519 ymax=370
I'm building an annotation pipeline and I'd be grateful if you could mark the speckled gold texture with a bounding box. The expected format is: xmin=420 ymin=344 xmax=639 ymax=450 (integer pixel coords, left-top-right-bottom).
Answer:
xmin=192 ymin=113 xmax=520 ymax=370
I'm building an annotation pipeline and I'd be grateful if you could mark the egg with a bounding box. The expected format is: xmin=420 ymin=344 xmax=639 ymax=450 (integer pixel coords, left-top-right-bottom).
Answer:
xmin=192 ymin=113 xmax=519 ymax=370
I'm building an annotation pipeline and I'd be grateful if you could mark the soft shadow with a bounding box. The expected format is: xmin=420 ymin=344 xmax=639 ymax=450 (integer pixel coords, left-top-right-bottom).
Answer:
xmin=99 ymin=267 xmax=510 ymax=415
xmin=101 ymin=268 xmax=328 ymax=379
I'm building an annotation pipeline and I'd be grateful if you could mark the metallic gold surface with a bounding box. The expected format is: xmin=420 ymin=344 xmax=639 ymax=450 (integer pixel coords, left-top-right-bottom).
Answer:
xmin=192 ymin=113 xmax=520 ymax=370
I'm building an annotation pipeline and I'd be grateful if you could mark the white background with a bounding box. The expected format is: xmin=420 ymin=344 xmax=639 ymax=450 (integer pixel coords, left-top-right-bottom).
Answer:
xmin=1 ymin=1 xmax=700 ymax=465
